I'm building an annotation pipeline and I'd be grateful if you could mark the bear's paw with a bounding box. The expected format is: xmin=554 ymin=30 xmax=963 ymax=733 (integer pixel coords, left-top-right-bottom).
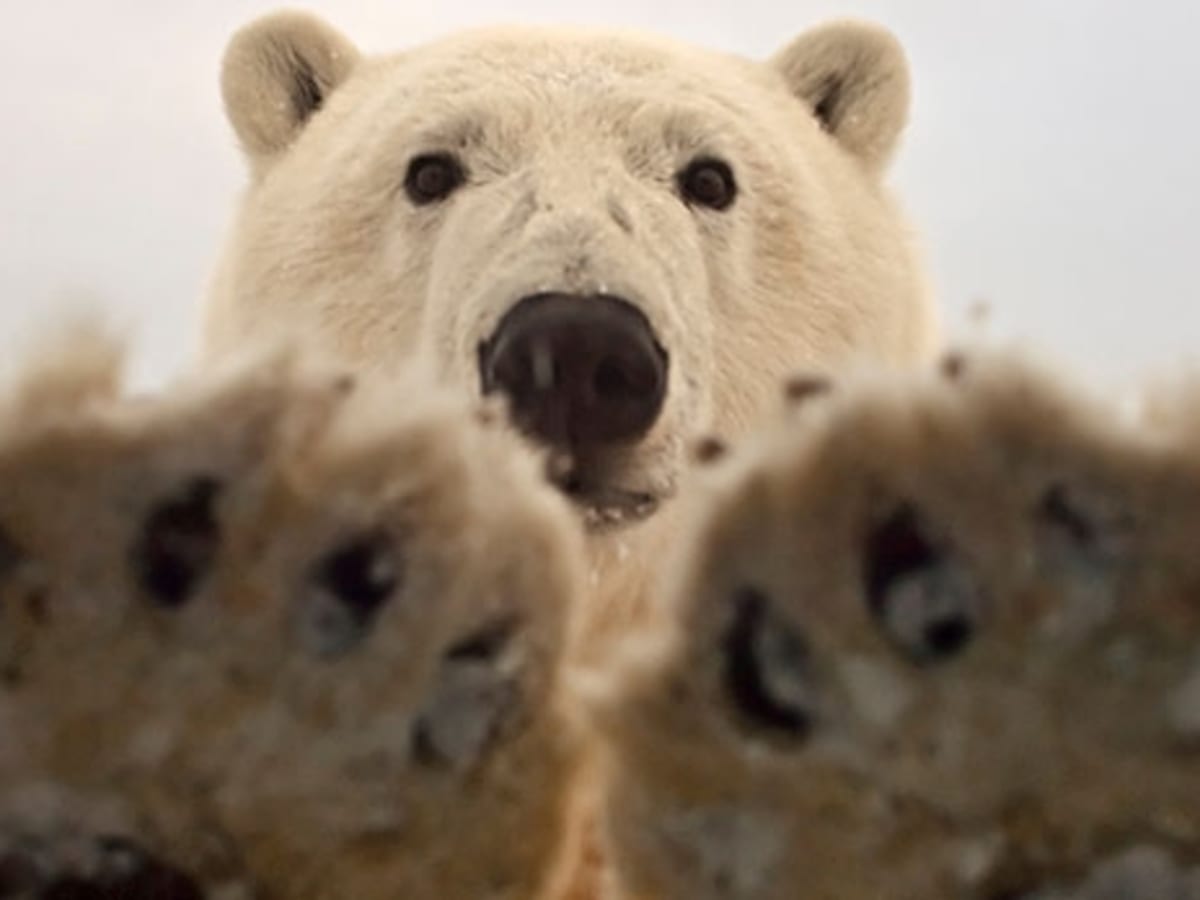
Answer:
xmin=0 ymin=341 xmax=585 ymax=900
xmin=591 ymin=352 xmax=1200 ymax=900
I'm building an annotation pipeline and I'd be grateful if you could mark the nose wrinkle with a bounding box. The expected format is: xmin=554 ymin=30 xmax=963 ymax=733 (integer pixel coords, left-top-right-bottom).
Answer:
xmin=507 ymin=167 xmax=645 ymax=293
xmin=607 ymin=194 xmax=635 ymax=234
xmin=562 ymin=253 xmax=590 ymax=288
xmin=528 ymin=160 xmax=634 ymax=232
xmin=506 ymin=189 xmax=540 ymax=233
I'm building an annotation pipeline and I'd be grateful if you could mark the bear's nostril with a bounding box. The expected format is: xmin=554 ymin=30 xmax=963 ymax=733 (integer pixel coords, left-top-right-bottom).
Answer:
xmin=479 ymin=293 xmax=668 ymax=451
xmin=594 ymin=358 xmax=632 ymax=399
xmin=529 ymin=339 xmax=557 ymax=393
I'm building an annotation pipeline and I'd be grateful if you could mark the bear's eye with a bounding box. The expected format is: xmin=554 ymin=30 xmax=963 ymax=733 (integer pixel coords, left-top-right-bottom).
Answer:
xmin=677 ymin=157 xmax=737 ymax=211
xmin=405 ymin=153 xmax=467 ymax=205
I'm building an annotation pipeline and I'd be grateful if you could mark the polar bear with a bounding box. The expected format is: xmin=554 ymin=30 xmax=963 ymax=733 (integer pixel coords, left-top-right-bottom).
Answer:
xmin=197 ymin=11 xmax=938 ymax=894
xmin=0 ymin=13 xmax=1196 ymax=899
xmin=206 ymin=11 xmax=934 ymax=546
xmin=0 ymin=12 xmax=961 ymax=900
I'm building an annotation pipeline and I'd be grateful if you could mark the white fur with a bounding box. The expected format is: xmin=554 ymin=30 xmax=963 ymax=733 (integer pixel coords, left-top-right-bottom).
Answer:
xmin=207 ymin=14 xmax=935 ymax=508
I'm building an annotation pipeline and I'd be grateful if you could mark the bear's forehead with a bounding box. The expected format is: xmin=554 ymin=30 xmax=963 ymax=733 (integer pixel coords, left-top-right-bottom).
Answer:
xmin=371 ymin=29 xmax=766 ymax=105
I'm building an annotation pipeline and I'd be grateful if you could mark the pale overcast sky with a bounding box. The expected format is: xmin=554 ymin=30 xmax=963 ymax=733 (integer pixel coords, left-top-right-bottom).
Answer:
xmin=2 ymin=2 xmax=1198 ymax=387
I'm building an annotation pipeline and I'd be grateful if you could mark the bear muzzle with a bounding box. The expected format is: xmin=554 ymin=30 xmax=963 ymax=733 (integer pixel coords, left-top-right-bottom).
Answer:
xmin=477 ymin=292 xmax=668 ymax=454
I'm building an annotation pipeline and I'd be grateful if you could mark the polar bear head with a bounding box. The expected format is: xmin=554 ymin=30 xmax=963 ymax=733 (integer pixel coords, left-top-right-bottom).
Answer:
xmin=207 ymin=12 xmax=934 ymax=526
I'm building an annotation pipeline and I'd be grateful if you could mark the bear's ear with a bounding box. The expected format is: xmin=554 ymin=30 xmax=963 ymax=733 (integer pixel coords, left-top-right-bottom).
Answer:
xmin=221 ymin=11 xmax=360 ymax=170
xmin=770 ymin=21 xmax=910 ymax=172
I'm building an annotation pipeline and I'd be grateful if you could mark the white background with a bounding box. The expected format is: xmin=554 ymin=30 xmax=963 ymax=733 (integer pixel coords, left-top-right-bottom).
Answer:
xmin=2 ymin=2 xmax=1198 ymax=387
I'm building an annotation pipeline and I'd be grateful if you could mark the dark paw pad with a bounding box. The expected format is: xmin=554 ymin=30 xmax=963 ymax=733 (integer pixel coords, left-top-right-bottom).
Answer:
xmin=301 ymin=530 xmax=402 ymax=658
xmin=1036 ymin=481 xmax=1132 ymax=570
xmin=864 ymin=504 xmax=982 ymax=664
xmin=412 ymin=617 xmax=522 ymax=770
xmin=0 ymin=836 xmax=203 ymax=900
xmin=132 ymin=477 xmax=222 ymax=608
xmin=0 ymin=525 xmax=23 ymax=586
xmin=722 ymin=587 xmax=816 ymax=740
xmin=0 ymin=847 xmax=42 ymax=896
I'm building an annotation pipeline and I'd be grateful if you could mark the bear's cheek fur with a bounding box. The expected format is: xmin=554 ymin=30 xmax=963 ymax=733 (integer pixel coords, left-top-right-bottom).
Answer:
xmin=206 ymin=166 xmax=434 ymax=379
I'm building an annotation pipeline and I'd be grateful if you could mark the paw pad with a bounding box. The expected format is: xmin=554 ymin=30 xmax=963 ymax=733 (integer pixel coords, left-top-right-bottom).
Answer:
xmin=300 ymin=530 xmax=402 ymax=658
xmin=0 ymin=527 xmax=22 ymax=586
xmin=132 ymin=476 xmax=222 ymax=608
xmin=412 ymin=617 xmax=523 ymax=770
xmin=0 ymin=351 xmax=581 ymax=900
xmin=0 ymin=835 xmax=203 ymax=900
xmin=1035 ymin=480 xmax=1132 ymax=571
xmin=864 ymin=504 xmax=983 ymax=663
xmin=722 ymin=587 xmax=816 ymax=740
xmin=595 ymin=357 xmax=1200 ymax=900
xmin=994 ymin=846 xmax=1200 ymax=900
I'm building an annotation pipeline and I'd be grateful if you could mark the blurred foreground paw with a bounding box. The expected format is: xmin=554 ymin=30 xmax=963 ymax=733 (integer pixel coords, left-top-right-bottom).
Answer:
xmin=590 ymin=353 xmax=1200 ymax=900
xmin=0 ymin=336 xmax=585 ymax=900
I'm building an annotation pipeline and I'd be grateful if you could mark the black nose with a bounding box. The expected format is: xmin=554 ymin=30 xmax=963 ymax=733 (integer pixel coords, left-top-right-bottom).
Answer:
xmin=478 ymin=293 xmax=668 ymax=451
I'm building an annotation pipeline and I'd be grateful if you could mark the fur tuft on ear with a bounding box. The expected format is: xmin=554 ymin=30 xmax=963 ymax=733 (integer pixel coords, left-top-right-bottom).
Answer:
xmin=221 ymin=11 xmax=360 ymax=171
xmin=771 ymin=21 xmax=910 ymax=172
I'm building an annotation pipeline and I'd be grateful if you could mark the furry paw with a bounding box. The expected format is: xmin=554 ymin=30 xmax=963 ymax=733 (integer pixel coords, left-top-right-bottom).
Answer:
xmin=590 ymin=353 xmax=1200 ymax=900
xmin=0 ymin=340 xmax=584 ymax=899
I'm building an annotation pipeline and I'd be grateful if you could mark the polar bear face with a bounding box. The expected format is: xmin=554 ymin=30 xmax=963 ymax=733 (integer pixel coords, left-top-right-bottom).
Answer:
xmin=207 ymin=13 xmax=933 ymax=525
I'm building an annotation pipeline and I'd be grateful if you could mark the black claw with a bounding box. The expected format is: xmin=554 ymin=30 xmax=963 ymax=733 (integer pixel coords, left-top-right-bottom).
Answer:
xmin=132 ymin=476 xmax=222 ymax=608
xmin=722 ymin=587 xmax=815 ymax=739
